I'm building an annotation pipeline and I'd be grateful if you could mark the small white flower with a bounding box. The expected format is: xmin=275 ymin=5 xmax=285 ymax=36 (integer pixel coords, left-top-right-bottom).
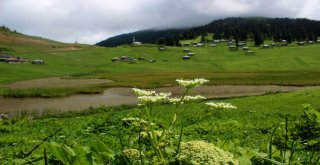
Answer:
xmin=132 ymin=88 xmax=155 ymax=96
xmin=184 ymin=95 xmax=206 ymax=102
xmin=137 ymin=92 xmax=171 ymax=105
xmin=205 ymin=102 xmax=237 ymax=109
xmin=176 ymin=78 xmax=209 ymax=89
xmin=169 ymin=95 xmax=205 ymax=104
xmin=122 ymin=117 xmax=148 ymax=126
xmin=169 ymin=98 xmax=182 ymax=104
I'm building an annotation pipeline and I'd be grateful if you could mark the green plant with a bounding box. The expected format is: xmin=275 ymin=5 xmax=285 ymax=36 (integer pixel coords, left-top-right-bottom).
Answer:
xmin=118 ymin=78 xmax=239 ymax=164
xmin=295 ymin=104 xmax=320 ymax=164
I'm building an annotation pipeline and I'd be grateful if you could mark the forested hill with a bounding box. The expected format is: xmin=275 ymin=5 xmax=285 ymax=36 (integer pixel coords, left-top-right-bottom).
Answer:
xmin=96 ymin=17 xmax=320 ymax=47
xmin=181 ymin=17 xmax=320 ymax=45
xmin=96 ymin=29 xmax=183 ymax=47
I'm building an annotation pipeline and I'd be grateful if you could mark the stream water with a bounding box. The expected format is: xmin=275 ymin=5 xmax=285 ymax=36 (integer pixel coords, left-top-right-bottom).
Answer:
xmin=0 ymin=85 xmax=318 ymax=113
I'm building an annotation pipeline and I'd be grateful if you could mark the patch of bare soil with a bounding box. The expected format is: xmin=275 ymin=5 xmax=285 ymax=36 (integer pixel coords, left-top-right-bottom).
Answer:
xmin=3 ymin=77 xmax=114 ymax=89
xmin=153 ymin=85 xmax=318 ymax=98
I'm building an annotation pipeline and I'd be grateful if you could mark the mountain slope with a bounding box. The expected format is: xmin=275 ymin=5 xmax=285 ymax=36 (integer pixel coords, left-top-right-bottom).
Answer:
xmin=180 ymin=17 xmax=320 ymax=43
xmin=97 ymin=17 xmax=320 ymax=47
xmin=96 ymin=29 xmax=184 ymax=47
xmin=0 ymin=26 xmax=63 ymax=47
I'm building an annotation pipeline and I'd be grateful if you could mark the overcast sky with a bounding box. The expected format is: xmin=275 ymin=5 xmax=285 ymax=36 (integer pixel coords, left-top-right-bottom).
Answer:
xmin=1 ymin=0 xmax=320 ymax=44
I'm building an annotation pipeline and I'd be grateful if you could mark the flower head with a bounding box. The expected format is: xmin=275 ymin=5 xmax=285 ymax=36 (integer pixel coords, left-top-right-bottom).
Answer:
xmin=169 ymin=95 xmax=206 ymax=104
xmin=176 ymin=78 xmax=209 ymax=89
xmin=136 ymin=91 xmax=171 ymax=105
xmin=122 ymin=148 xmax=142 ymax=164
xmin=121 ymin=117 xmax=148 ymax=126
xmin=132 ymin=88 xmax=155 ymax=96
xmin=177 ymin=141 xmax=238 ymax=165
xmin=205 ymin=102 xmax=237 ymax=110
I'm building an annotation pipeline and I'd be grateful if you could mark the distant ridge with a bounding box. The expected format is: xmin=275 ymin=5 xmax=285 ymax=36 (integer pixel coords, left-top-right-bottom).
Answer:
xmin=96 ymin=29 xmax=183 ymax=47
xmin=97 ymin=17 xmax=320 ymax=47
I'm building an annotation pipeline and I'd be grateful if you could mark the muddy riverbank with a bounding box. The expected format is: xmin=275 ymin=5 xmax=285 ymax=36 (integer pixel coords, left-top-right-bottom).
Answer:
xmin=3 ymin=77 xmax=113 ymax=89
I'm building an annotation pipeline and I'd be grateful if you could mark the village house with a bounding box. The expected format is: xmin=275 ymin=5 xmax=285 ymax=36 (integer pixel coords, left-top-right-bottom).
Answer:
xmin=159 ymin=47 xmax=165 ymax=51
xmin=180 ymin=43 xmax=190 ymax=46
xmin=32 ymin=59 xmax=44 ymax=64
xmin=7 ymin=57 xmax=21 ymax=63
xmin=263 ymin=44 xmax=271 ymax=48
xmin=246 ymin=50 xmax=255 ymax=55
xmin=196 ymin=43 xmax=204 ymax=47
xmin=187 ymin=52 xmax=195 ymax=56
xmin=242 ymin=47 xmax=249 ymax=50
xmin=238 ymin=42 xmax=246 ymax=47
xmin=297 ymin=41 xmax=305 ymax=46
xmin=182 ymin=55 xmax=191 ymax=60
xmin=0 ymin=54 xmax=12 ymax=62
xmin=111 ymin=57 xmax=120 ymax=62
xmin=183 ymin=48 xmax=190 ymax=52
xmin=229 ymin=45 xmax=237 ymax=51
xmin=132 ymin=36 xmax=142 ymax=45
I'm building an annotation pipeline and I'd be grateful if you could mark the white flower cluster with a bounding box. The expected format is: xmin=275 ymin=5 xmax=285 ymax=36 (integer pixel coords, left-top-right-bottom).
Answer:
xmin=205 ymin=102 xmax=237 ymax=109
xmin=177 ymin=141 xmax=238 ymax=165
xmin=132 ymin=88 xmax=155 ymax=96
xmin=176 ymin=78 xmax=209 ymax=89
xmin=132 ymin=88 xmax=171 ymax=105
xmin=121 ymin=117 xmax=148 ymax=126
xmin=137 ymin=92 xmax=171 ymax=105
xmin=169 ymin=95 xmax=206 ymax=104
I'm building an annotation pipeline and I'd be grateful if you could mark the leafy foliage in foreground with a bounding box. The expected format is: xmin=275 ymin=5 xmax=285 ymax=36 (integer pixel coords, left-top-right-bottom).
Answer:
xmin=0 ymin=88 xmax=320 ymax=164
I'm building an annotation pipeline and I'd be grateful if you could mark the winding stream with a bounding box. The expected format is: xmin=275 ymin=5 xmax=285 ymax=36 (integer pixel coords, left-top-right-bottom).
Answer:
xmin=0 ymin=85 xmax=318 ymax=113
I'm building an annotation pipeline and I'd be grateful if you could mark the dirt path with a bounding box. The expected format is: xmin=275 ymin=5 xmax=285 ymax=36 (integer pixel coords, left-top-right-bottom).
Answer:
xmin=154 ymin=85 xmax=318 ymax=98
xmin=0 ymin=85 xmax=318 ymax=113
xmin=2 ymin=77 xmax=114 ymax=89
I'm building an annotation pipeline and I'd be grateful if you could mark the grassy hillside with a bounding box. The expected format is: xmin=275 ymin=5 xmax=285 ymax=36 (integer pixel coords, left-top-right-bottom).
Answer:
xmin=1 ymin=30 xmax=320 ymax=98
xmin=2 ymin=38 xmax=320 ymax=85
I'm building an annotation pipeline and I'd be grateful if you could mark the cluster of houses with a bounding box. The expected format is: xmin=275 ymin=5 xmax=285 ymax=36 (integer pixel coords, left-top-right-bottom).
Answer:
xmin=228 ymin=41 xmax=255 ymax=55
xmin=116 ymin=37 xmax=320 ymax=63
xmin=181 ymin=42 xmax=205 ymax=47
xmin=0 ymin=54 xmax=44 ymax=64
xmin=111 ymin=56 xmax=156 ymax=63
xmin=182 ymin=48 xmax=195 ymax=60
xmin=297 ymin=40 xmax=320 ymax=46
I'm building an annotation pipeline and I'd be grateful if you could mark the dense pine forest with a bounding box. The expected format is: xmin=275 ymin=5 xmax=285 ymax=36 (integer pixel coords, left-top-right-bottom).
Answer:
xmin=181 ymin=17 xmax=320 ymax=46
xmin=97 ymin=17 xmax=320 ymax=47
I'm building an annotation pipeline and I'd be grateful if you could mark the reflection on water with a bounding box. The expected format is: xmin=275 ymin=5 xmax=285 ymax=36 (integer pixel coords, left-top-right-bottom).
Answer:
xmin=0 ymin=88 xmax=137 ymax=113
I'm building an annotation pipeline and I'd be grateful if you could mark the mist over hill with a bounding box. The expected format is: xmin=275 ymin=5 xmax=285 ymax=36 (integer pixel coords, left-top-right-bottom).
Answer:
xmin=96 ymin=17 xmax=320 ymax=47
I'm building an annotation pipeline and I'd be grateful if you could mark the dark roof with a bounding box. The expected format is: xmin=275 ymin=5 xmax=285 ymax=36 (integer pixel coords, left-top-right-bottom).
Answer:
xmin=0 ymin=54 xmax=12 ymax=58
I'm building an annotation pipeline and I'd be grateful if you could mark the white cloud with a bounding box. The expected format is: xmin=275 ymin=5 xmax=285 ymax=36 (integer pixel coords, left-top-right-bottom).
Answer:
xmin=297 ymin=0 xmax=320 ymax=19
xmin=0 ymin=0 xmax=319 ymax=44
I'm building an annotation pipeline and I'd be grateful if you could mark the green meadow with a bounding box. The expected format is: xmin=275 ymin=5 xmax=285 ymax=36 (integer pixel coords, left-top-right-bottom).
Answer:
xmin=2 ymin=39 xmax=320 ymax=86
xmin=1 ymin=31 xmax=320 ymax=164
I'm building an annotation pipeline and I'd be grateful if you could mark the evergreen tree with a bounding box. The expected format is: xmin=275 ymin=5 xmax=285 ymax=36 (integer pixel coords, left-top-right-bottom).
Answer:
xmin=254 ymin=32 xmax=264 ymax=46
